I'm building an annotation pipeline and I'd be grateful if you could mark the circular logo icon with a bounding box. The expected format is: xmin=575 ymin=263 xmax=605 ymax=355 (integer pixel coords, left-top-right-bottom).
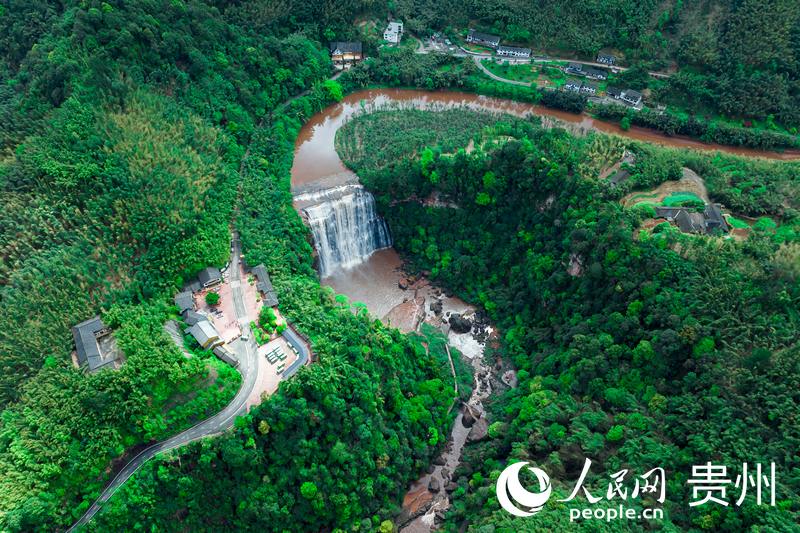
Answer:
xmin=496 ymin=461 xmax=552 ymax=517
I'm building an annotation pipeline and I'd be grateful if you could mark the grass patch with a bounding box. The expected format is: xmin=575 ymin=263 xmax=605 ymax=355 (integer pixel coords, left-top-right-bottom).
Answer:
xmin=662 ymin=192 xmax=704 ymax=208
xmin=482 ymin=60 xmax=539 ymax=83
xmin=726 ymin=216 xmax=750 ymax=229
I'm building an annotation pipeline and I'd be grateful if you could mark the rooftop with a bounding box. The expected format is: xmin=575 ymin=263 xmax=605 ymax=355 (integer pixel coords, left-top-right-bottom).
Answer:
xmin=252 ymin=264 xmax=279 ymax=307
xmin=175 ymin=291 xmax=194 ymax=313
xmin=330 ymin=41 xmax=362 ymax=54
xmin=198 ymin=267 xmax=222 ymax=286
xmin=72 ymin=316 xmax=118 ymax=372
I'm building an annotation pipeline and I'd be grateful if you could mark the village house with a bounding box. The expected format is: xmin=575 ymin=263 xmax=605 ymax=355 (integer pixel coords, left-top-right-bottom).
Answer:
xmin=496 ymin=45 xmax=531 ymax=58
xmin=654 ymin=204 xmax=730 ymax=235
xmin=583 ymin=67 xmax=608 ymax=80
xmin=198 ymin=267 xmax=222 ymax=288
xmin=606 ymin=86 xmax=624 ymax=99
xmin=597 ymin=53 xmax=616 ymax=65
xmin=212 ymin=345 xmax=239 ymax=368
xmin=383 ymin=21 xmax=404 ymax=43
xmin=565 ymin=79 xmax=583 ymax=92
xmin=329 ymin=41 xmax=363 ymax=69
xmin=565 ymin=62 xmax=583 ymax=75
xmin=174 ymin=291 xmax=194 ymax=314
xmin=580 ymin=82 xmax=598 ymax=95
xmin=466 ymin=29 xmax=501 ymax=48
xmin=182 ymin=309 xmax=205 ymax=326
xmin=620 ymin=89 xmax=643 ymax=107
xmin=72 ymin=316 xmax=120 ymax=372
xmin=251 ymin=264 xmax=279 ymax=308
xmin=186 ymin=319 xmax=223 ymax=351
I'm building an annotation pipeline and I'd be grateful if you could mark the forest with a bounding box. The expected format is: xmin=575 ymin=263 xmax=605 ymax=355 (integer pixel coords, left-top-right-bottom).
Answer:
xmin=337 ymin=108 xmax=800 ymax=531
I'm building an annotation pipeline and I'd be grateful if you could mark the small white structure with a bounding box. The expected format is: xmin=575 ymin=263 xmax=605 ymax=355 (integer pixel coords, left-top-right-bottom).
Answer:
xmin=384 ymin=21 xmax=404 ymax=44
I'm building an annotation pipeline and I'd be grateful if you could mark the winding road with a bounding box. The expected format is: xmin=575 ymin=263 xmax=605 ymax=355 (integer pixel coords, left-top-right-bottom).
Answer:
xmin=68 ymin=236 xmax=258 ymax=531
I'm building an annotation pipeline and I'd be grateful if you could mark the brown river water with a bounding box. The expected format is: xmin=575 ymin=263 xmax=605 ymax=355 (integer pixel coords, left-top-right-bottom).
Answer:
xmin=288 ymin=88 xmax=796 ymax=531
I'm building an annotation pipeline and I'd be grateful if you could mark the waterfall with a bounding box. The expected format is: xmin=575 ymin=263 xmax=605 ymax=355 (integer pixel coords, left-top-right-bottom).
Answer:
xmin=301 ymin=185 xmax=392 ymax=277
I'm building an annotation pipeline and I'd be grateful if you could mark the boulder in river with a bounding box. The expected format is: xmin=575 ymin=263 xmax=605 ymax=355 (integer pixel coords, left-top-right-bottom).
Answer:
xmin=428 ymin=478 xmax=441 ymax=492
xmin=462 ymin=410 xmax=476 ymax=428
xmin=433 ymin=455 xmax=446 ymax=466
xmin=445 ymin=482 xmax=459 ymax=493
xmin=430 ymin=299 xmax=443 ymax=315
xmin=398 ymin=278 xmax=409 ymax=290
xmin=467 ymin=418 xmax=489 ymax=443
xmin=448 ymin=313 xmax=472 ymax=334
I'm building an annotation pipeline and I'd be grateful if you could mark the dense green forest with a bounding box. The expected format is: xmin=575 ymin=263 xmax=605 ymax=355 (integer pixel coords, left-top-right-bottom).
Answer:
xmin=337 ymin=109 xmax=800 ymax=531
xmin=2 ymin=1 xmax=799 ymax=531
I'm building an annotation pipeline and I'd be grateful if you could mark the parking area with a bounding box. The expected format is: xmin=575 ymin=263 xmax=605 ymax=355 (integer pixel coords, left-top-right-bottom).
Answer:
xmin=246 ymin=337 xmax=298 ymax=408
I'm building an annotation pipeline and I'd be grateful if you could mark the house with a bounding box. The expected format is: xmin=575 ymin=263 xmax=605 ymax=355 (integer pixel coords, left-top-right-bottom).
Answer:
xmin=174 ymin=291 xmax=194 ymax=313
xmin=251 ymin=264 xmax=279 ymax=308
xmin=583 ymin=67 xmax=608 ymax=80
xmin=330 ymin=42 xmax=363 ymax=69
xmin=497 ymin=45 xmax=531 ymax=58
xmin=675 ymin=210 xmax=707 ymax=233
xmin=565 ymin=79 xmax=583 ymax=92
xmin=606 ymin=86 xmax=624 ymax=99
xmin=198 ymin=267 xmax=222 ymax=288
xmin=620 ymin=89 xmax=643 ymax=107
xmin=704 ymin=204 xmax=730 ymax=233
xmin=72 ymin=316 xmax=118 ymax=372
xmin=187 ymin=320 xmax=223 ymax=350
xmin=597 ymin=53 xmax=616 ymax=65
xmin=182 ymin=309 xmax=205 ymax=326
xmin=565 ymin=62 xmax=583 ymax=75
xmin=654 ymin=205 xmax=730 ymax=235
xmin=383 ymin=21 xmax=404 ymax=43
xmin=466 ymin=29 xmax=501 ymax=48
xmin=580 ymin=82 xmax=598 ymax=95
xmin=212 ymin=345 xmax=239 ymax=368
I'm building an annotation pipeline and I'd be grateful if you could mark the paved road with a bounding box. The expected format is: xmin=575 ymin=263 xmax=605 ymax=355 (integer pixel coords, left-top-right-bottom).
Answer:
xmin=416 ymin=38 xmax=672 ymax=79
xmin=472 ymin=56 xmax=533 ymax=87
xmin=68 ymin=236 xmax=258 ymax=531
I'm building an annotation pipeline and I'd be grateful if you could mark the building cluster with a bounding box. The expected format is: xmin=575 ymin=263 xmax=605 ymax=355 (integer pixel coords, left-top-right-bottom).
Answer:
xmin=174 ymin=266 xmax=239 ymax=368
xmin=654 ymin=204 xmax=730 ymax=235
xmin=466 ymin=29 xmax=531 ymax=58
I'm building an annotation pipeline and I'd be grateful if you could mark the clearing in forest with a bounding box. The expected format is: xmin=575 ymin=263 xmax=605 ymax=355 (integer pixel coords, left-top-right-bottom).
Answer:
xmin=622 ymin=167 xmax=710 ymax=207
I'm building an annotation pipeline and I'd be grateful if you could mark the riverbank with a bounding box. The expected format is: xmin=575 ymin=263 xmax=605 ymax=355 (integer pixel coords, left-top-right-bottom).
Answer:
xmin=295 ymin=89 xmax=800 ymax=166
xmin=334 ymin=49 xmax=800 ymax=154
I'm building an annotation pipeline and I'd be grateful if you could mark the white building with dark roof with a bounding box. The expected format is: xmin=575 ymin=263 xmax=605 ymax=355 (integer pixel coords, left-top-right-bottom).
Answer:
xmin=466 ymin=29 xmax=501 ymax=48
xmin=497 ymin=45 xmax=531 ymax=58
xmin=383 ymin=21 xmax=404 ymax=43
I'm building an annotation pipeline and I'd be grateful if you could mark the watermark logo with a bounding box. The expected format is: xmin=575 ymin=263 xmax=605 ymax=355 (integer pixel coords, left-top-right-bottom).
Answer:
xmin=496 ymin=461 xmax=552 ymax=517
xmin=495 ymin=458 xmax=777 ymax=522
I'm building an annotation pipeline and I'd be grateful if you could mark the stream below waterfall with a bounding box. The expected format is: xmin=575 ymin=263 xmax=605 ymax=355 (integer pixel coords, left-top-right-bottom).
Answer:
xmin=287 ymin=88 xmax=793 ymax=531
